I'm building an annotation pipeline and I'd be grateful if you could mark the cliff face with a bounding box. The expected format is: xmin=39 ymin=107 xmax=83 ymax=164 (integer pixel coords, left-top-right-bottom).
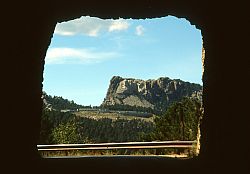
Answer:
xmin=102 ymin=76 xmax=202 ymax=113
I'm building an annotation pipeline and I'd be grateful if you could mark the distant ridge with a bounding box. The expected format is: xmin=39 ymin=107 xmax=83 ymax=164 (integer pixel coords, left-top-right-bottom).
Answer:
xmin=42 ymin=92 xmax=84 ymax=111
xmin=101 ymin=76 xmax=202 ymax=113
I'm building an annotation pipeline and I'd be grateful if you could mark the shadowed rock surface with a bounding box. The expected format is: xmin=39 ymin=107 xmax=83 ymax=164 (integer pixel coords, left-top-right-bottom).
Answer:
xmin=102 ymin=76 xmax=202 ymax=113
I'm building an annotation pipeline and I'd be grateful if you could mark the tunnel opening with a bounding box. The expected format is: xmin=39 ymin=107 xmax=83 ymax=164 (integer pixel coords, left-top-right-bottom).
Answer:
xmin=38 ymin=15 xmax=205 ymax=158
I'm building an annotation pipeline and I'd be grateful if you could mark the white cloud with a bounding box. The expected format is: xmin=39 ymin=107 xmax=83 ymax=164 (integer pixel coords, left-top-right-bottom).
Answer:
xmin=45 ymin=47 xmax=119 ymax=64
xmin=54 ymin=16 xmax=129 ymax=37
xmin=135 ymin=25 xmax=145 ymax=36
xmin=108 ymin=19 xmax=129 ymax=32
xmin=54 ymin=31 xmax=75 ymax=36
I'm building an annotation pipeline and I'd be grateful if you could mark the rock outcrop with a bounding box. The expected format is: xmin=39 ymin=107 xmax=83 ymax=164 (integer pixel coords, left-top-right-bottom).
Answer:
xmin=101 ymin=76 xmax=202 ymax=113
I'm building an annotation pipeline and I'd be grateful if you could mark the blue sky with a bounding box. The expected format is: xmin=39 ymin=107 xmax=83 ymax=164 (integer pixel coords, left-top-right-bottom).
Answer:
xmin=43 ymin=16 xmax=203 ymax=106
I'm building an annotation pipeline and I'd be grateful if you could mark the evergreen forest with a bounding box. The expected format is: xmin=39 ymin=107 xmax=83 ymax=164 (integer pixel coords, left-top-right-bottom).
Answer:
xmin=39 ymin=93 xmax=203 ymax=146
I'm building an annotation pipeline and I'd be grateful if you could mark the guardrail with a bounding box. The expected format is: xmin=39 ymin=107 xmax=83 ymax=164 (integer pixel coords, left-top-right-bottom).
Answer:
xmin=37 ymin=141 xmax=196 ymax=151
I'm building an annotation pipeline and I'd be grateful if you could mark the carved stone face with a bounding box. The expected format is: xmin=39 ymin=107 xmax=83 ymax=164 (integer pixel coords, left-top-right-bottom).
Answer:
xmin=137 ymin=82 xmax=146 ymax=93
xmin=116 ymin=79 xmax=137 ymax=94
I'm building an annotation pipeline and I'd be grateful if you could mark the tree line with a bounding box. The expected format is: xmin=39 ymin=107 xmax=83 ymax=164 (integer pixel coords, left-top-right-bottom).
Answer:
xmin=39 ymin=94 xmax=203 ymax=145
xmin=142 ymin=97 xmax=203 ymax=141
xmin=102 ymin=104 xmax=157 ymax=114
xmin=43 ymin=92 xmax=90 ymax=111
xmin=38 ymin=109 xmax=154 ymax=144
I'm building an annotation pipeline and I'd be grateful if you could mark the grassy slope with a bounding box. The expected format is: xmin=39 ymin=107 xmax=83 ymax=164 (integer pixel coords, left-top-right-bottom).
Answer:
xmin=73 ymin=110 xmax=155 ymax=122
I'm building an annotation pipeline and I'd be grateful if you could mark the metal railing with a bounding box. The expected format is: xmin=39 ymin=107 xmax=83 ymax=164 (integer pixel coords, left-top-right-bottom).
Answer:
xmin=37 ymin=141 xmax=196 ymax=151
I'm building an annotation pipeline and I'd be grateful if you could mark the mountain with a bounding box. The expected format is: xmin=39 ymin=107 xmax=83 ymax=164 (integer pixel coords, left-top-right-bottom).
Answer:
xmin=101 ymin=76 xmax=202 ymax=114
xmin=42 ymin=92 xmax=84 ymax=111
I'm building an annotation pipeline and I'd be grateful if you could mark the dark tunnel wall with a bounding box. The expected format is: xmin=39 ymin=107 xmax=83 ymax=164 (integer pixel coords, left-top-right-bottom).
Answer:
xmin=2 ymin=0 xmax=249 ymax=173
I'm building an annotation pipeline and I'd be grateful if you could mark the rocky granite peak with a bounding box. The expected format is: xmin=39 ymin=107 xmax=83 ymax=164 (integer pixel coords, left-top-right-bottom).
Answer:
xmin=102 ymin=76 xmax=202 ymax=113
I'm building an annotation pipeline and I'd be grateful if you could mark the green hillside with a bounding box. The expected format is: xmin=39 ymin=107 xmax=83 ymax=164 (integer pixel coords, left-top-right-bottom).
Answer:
xmin=39 ymin=92 xmax=203 ymax=156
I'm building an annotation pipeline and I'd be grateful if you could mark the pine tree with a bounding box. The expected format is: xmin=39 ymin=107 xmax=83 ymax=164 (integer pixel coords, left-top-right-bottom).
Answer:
xmin=152 ymin=97 xmax=202 ymax=141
